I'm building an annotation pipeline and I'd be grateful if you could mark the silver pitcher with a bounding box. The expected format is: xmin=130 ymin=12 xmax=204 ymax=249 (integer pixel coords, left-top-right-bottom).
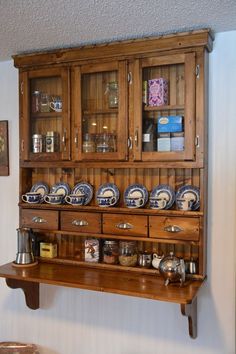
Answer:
xmin=15 ymin=228 xmax=35 ymax=265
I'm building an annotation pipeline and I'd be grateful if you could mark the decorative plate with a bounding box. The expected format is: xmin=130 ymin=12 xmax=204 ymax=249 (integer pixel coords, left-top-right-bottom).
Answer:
xmin=96 ymin=183 xmax=120 ymax=207
xmin=72 ymin=182 xmax=94 ymax=206
xmin=30 ymin=182 xmax=50 ymax=201
xmin=176 ymin=185 xmax=200 ymax=210
xmin=150 ymin=184 xmax=175 ymax=209
xmin=50 ymin=182 xmax=70 ymax=197
xmin=124 ymin=183 xmax=148 ymax=208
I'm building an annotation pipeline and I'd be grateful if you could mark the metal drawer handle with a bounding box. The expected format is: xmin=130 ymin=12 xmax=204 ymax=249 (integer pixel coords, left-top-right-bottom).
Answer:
xmin=72 ymin=219 xmax=88 ymax=227
xmin=32 ymin=216 xmax=47 ymax=224
xmin=116 ymin=222 xmax=133 ymax=230
xmin=164 ymin=225 xmax=183 ymax=233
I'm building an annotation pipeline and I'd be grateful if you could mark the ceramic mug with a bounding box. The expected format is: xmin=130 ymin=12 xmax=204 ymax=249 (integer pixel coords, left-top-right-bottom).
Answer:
xmin=176 ymin=198 xmax=194 ymax=211
xmin=125 ymin=196 xmax=144 ymax=208
xmin=97 ymin=195 xmax=116 ymax=207
xmin=22 ymin=192 xmax=41 ymax=204
xmin=149 ymin=197 xmax=167 ymax=210
xmin=44 ymin=193 xmax=64 ymax=204
xmin=50 ymin=97 xmax=62 ymax=112
xmin=65 ymin=193 xmax=85 ymax=206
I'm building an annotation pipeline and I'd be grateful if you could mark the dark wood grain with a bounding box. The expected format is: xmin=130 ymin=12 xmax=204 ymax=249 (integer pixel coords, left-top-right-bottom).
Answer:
xmin=0 ymin=262 xmax=204 ymax=304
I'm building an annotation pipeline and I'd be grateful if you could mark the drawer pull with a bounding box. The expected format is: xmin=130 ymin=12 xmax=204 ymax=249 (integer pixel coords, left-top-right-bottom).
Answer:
xmin=164 ymin=225 xmax=183 ymax=233
xmin=72 ymin=219 xmax=89 ymax=227
xmin=32 ymin=216 xmax=47 ymax=224
xmin=116 ymin=222 xmax=133 ymax=230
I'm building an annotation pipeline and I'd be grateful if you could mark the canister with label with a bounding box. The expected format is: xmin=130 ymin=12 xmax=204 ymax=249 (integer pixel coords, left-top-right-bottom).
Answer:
xmin=32 ymin=134 xmax=43 ymax=153
xmin=84 ymin=238 xmax=100 ymax=263
xmin=45 ymin=131 xmax=59 ymax=153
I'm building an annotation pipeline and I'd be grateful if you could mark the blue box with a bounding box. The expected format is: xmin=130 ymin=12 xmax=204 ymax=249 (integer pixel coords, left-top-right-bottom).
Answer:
xmin=157 ymin=116 xmax=183 ymax=133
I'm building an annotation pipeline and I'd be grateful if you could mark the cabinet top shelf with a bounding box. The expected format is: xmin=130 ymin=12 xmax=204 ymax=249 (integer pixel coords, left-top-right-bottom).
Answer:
xmin=0 ymin=262 xmax=204 ymax=304
xmin=144 ymin=105 xmax=184 ymax=112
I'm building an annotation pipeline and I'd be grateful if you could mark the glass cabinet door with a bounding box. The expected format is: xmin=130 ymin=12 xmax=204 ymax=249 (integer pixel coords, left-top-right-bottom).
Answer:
xmin=133 ymin=53 xmax=196 ymax=161
xmin=20 ymin=67 xmax=70 ymax=161
xmin=72 ymin=61 xmax=128 ymax=161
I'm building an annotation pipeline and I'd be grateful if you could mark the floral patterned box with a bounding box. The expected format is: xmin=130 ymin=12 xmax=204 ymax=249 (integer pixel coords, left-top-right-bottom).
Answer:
xmin=148 ymin=78 xmax=168 ymax=106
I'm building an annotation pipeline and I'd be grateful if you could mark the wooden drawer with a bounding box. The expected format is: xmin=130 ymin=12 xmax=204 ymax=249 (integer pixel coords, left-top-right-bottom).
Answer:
xmin=61 ymin=211 xmax=101 ymax=233
xmin=149 ymin=216 xmax=200 ymax=241
xmin=21 ymin=209 xmax=59 ymax=230
xmin=103 ymin=214 xmax=148 ymax=237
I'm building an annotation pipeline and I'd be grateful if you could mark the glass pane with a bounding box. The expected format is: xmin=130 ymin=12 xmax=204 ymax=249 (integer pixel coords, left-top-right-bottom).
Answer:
xmin=142 ymin=63 xmax=185 ymax=153
xmin=81 ymin=70 xmax=118 ymax=153
xmin=30 ymin=76 xmax=62 ymax=154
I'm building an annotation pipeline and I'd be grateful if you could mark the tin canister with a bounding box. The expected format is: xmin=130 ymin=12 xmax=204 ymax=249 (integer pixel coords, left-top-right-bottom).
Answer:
xmin=32 ymin=134 xmax=43 ymax=153
xmin=46 ymin=131 xmax=58 ymax=153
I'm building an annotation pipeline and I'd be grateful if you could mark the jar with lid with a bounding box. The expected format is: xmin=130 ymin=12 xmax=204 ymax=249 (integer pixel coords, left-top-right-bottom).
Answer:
xmin=82 ymin=133 xmax=95 ymax=153
xmin=31 ymin=90 xmax=40 ymax=113
xmin=105 ymin=81 xmax=119 ymax=108
xmin=103 ymin=240 xmax=119 ymax=264
xmin=119 ymin=241 xmax=138 ymax=267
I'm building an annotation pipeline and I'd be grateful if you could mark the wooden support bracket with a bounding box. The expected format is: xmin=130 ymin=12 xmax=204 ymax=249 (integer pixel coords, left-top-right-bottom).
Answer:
xmin=6 ymin=278 xmax=39 ymax=310
xmin=181 ymin=297 xmax=197 ymax=339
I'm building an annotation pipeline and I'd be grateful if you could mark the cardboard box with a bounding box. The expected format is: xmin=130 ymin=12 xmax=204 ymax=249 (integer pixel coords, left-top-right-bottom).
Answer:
xmin=171 ymin=132 xmax=185 ymax=151
xmin=40 ymin=242 xmax=57 ymax=258
xmin=157 ymin=133 xmax=171 ymax=151
xmin=148 ymin=78 xmax=168 ymax=106
xmin=158 ymin=116 xmax=183 ymax=133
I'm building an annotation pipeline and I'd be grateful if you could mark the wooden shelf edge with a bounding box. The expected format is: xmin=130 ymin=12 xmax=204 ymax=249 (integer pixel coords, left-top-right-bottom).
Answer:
xmin=0 ymin=262 xmax=204 ymax=338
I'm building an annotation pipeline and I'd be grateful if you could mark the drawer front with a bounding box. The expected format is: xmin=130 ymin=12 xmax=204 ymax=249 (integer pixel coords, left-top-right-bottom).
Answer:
xmin=103 ymin=214 xmax=148 ymax=237
xmin=149 ymin=216 xmax=200 ymax=241
xmin=61 ymin=211 xmax=101 ymax=233
xmin=21 ymin=209 xmax=59 ymax=230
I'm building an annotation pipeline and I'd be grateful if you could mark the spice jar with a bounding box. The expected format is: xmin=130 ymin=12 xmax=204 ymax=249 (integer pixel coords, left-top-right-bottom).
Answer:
xmin=119 ymin=241 xmax=138 ymax=267
xmin=45 ymin=131 xmax=59 ymax=153
xmin=103 ymin=240 xmax=119 ymax=264
xmin=105 ymin=81 xmax=119 ymax=108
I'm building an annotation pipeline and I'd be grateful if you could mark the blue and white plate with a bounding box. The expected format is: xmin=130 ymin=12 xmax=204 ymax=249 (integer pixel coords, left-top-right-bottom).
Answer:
xmin=96 ymin=183 xmax=120 ymax=207
xmin=124 ymin=184 xmax=148 ymax=208
xmin=50 ymin=182 xmax=70 ymax=197
xmin=176 ymin=185 xmax=200 ymax=210
xmin=150 ymin=184 xmax=175 ymax=209
xmin=72 ymin=182 xmax=93 ymax=206
xmin=30 ymin=182 xmax=50 ymax=201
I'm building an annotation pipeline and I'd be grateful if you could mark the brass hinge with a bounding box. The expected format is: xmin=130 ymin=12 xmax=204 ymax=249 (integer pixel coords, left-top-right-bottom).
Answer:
xmin=196 ymin=65 xmax=200 ymax=79
xmin=21 ymin=139 xmax=24 ymax=152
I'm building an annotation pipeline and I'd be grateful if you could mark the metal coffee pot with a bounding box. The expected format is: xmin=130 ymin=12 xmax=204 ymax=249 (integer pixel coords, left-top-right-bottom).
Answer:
xmin=15 ymin=227 xmax=35 ymax=265
xmin=159 ymin=252 xmax=185 ymax=286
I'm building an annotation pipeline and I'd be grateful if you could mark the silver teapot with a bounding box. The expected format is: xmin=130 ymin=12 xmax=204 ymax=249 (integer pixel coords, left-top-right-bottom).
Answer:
xmin=159 ymin=252 xmax=185 ymax=286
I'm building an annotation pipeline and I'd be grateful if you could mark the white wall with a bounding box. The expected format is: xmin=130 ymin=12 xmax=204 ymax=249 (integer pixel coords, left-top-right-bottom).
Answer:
xmin=0 ymin=31 xmax=235 ymax=354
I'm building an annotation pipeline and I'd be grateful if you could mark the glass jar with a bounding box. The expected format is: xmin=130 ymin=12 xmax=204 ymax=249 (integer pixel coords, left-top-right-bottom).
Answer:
xmin=96 ymin=133 xmax=110 ymax=153
xmin=105 ymin=81 xmax=119 ymax=108
xmin=103 ymin=240 xmax=119 ymax=264
xmin=82 ymin=133 xmax=95 ymax=153
xmin=119 ymin=241 xmax=138 ymax=267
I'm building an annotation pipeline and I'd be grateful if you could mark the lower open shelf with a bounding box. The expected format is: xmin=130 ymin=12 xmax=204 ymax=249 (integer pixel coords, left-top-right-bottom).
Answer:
xmin=0 ymin=261 xmax=205 ymax=339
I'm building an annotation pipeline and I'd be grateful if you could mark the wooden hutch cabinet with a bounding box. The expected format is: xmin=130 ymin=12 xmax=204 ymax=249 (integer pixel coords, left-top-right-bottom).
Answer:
xmin=0 ymin=29 xmax=213 ymax=339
